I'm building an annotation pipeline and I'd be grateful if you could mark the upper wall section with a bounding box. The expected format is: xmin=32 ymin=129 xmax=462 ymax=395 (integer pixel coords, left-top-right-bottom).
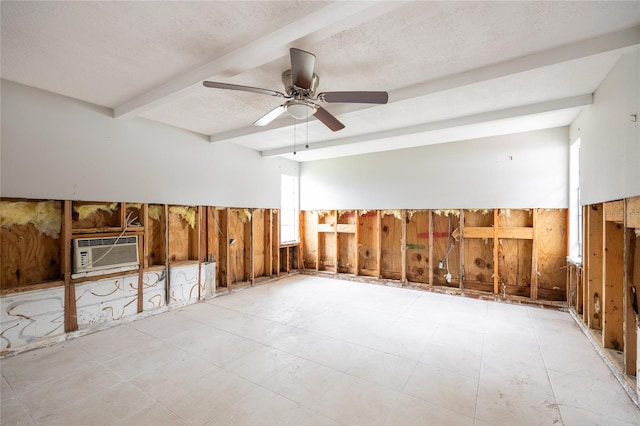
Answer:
xmin=571 ymin=51 xmax=640 ymax=205
xmin=1 ymin=80 xmax=298 ymax=208
xmin=300 ymin=127 xmax=569 ymax=210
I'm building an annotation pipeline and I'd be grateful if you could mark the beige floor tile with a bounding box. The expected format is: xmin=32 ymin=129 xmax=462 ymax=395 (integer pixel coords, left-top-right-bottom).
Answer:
xmin=431 ymin=323 xmax=485 ymax=354
xmin=104 ymin=338 xmax=187 ymax=379
xmin=170 ymin=323 xmax=262 ymax=368
xmin=20 ymin=364 xmax=123 ymax=420
xmin=1 ymin=375 xmax=15 ymax=401
xmin=129 ymin=310 xmax=201 ymax=340
xmin=205 ymin=386 xmax=311 ymax=426
xmin=262 ymin=358 xmax=344 ymax=408
xmin=420 ymin=340 xmax=482 ymax=379
xmin=73 ymin=324 xmax=158 ymax=362
xmin=403 ymin=362 xmax=478 ymax=417
xmin=119 ymin=403 xmax=189 ymax=426
xmin=548 ymin=369 xmax=640 ymax=425
xmin=313 ymin=373 xmax=400 ymax=426
xmin=224 ymin=345 xmax=298 ymax=384
xmin=385 ymin=392 xmax=474 ymax=426
xmin=156 ymin=368 xmax=257 ymax=426
xmin=1 ymin=343 xmax=98 ymax=394
xmin=557 ymin=403 xmax=640 ymax=426
xmin=0 ymin=397 xmax=36 ymax=425
xmin=37 ymin=381 xmax=156 ymax=425
xmin=346 ymin=347 xmax=418 ymax=391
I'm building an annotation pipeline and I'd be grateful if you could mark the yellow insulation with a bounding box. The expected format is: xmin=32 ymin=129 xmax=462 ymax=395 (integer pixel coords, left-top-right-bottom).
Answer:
xmin=170 ymin=206 xmax=197 ymax=228
xmin=148 ymin=205 xmax=164 ymax=222
xmin=433 ymin=209 xmax=461 ymax=217
xmin=126 ymin=203 xmax=142 ymax=210
xmin=74 ymin=202 xmax=118 ymax=220
xmin=381 ymin=210 xmax=402 ymax=220
xmin=238 ymin=209 xmax=252 ymax=223
xmin=0 ymin=200 xmax=62 ymax=238
xmin=317 ymin=210 xmax=332 ymax=218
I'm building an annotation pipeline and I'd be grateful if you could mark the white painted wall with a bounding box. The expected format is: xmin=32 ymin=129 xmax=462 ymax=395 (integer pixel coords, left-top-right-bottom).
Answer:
xmin=1 ymin=79 xmax=299 ymax=208
xmin=570 ymin=51 xmax=640 ymax=205
xmin=301 ymin=127 xmax=569 ymax=210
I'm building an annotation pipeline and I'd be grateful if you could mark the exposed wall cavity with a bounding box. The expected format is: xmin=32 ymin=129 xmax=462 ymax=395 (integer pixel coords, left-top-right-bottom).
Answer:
xmin=0 ymin=200 xmax=62 ymax=238
xmin=74 ymin=203 xmax=118 ymax=221
xmin=169 ymin=206 xmax=197 ymax=228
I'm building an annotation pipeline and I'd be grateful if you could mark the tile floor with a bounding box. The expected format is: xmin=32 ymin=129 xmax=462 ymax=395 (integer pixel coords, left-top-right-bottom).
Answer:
xmin=2 ymin=274 xmax=639 ymax=425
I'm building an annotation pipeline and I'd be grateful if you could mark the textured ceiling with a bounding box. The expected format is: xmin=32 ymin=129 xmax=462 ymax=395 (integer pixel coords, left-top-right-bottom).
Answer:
xmin=2 ymin=1 xmax=639 ymax=162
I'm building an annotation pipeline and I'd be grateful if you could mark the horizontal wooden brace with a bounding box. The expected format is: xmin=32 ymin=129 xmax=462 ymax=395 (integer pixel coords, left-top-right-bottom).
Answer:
xmin=317 ymin=224 xmax=335 ymax=232
xmin=464 ymin=227 xmax=533 ymax=239
xmin=337 ymin=224 xmax=356 ymax=233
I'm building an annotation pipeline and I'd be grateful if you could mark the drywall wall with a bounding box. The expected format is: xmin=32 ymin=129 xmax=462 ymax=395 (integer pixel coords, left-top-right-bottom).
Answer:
xmin=300 ymin=127 xmax=569 ymax=210
xmin=570 ymin=50 xmax=640 ymax=205
xmin=1 ymin=79 xmax=298 ymax=208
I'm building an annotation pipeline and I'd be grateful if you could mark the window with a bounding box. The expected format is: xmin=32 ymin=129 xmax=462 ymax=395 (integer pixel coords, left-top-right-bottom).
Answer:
xmin=568 ymin=139 xmax=582 ymax=261
xmin=281 ymin=174 xmax=299 ymax=244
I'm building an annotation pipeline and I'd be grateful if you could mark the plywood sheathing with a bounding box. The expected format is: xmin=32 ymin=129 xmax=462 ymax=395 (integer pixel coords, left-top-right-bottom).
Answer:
xmin=253 ymin=209 xmax=266 ymax=279
xmin=337 ymin=210 xmax=356 ymax=274
xmin=462 ymin=209 xmax=494 ymax=293
xmin=587 ymin=204 xmax=604 ymax=330
xmin=536 ymin=209 xmax=568 ymax=301
xmin=357 ymin=210 xmax=380 ymax=277
xmin=406 ymin=210 xmax=430 ymax=286
xmin=603 ymin=220 xmax=624 ymax=351
xmin=380 ymin=211 xmax=403 ymax=280
xmin=301 ymin=211 xmax=318 ymax=269
xmin=432 ymin=211 xmax=460 ymax=287
xmin=1 ymin=201 xmax=62 ymax=288
xmin=318 ymin=210 xmax=337 ymax=273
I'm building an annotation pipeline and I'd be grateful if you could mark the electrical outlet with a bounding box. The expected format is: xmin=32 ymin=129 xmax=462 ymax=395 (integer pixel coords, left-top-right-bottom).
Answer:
xmin=439 ymin=261 xmax=444 ymax=270
xmin=445 ymin=272 xmax=452 ymax=283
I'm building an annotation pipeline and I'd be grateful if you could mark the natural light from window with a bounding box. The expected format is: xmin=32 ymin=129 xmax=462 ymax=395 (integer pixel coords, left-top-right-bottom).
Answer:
xmin=281 ymin=174 xmax=299 ymax=244
xmin=569 ymin=139 xmax=582 ymax=262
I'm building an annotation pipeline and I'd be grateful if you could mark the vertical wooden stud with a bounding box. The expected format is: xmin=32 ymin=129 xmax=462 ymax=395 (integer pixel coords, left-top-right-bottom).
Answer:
xmin=62 ymin=200 xmax=77 ymax=332
xmin=401 ymin=210 xmax=407 ymax=283
xmin=428 ymin=210 xmax=434 ymax=287
xmin=164 ymin=204 xmax=170 ymax=306
xmin=376 ymin=210 xmax=382 ymax=279
xmin=493 ymin=209 xmax=500 ymax=295
xmin=196 ymin=206 xmax=202 ymax=299
xmin=582 ymin=205 xmax=590 ymax=323
xmin=459 ymin=209 xmax=465 ymax=290
xmin=603 ymin=220 xmax=624 ymax=350
xmin=531 ymin=209 xmax=539 ymax=301
xmin=137 ymin=233 xmax=144 ymax=313
xmin=355 ymin=210 xmax=360 ymax=276
xmin=142 ymin=204 xmax=149 ymax=268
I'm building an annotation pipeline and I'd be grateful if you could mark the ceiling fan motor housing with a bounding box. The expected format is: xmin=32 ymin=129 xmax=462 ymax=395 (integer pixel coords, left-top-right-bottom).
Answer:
xmin=282 ymin=70 xmax=319 ymax=98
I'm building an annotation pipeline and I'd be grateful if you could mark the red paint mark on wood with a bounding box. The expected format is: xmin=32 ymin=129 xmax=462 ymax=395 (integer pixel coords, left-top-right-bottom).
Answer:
xmin=418 ymin=232 xmax=450 ymax=238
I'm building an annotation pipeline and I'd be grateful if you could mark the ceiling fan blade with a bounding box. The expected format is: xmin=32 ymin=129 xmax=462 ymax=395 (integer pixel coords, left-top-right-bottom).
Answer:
xmin=290 ymin=48 xmax=316 ymax=90
xmin=203 ymin=81 xmax=285 ymax=97
xmin=313 ymin=106 xmax=345 ymax=132
xmin=318 ymin=91 xmax=389 ymax=104
xmin=253 ymin=105 xmax=286 ymax=126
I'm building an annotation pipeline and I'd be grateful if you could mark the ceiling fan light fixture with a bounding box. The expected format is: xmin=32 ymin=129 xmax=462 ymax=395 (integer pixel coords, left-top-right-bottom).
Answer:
xmin=286 ymin=101 xmax=316 ymax=120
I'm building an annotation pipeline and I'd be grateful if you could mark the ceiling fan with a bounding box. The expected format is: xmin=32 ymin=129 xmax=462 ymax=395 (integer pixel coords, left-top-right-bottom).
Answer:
xmin=203 ymin=48 xmax=388 ymax=131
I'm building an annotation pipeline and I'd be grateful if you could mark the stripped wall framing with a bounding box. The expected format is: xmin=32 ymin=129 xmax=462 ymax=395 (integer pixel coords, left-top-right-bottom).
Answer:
xmin=567 ymin=196 xmax=640 ymax=397
xmin=300 ymin=208 xmax=568 ymax=304
xmin=1 ymin=198 xmax=293 ymax=354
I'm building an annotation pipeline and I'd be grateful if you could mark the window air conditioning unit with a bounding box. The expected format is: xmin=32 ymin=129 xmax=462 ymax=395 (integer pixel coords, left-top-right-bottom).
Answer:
xmin=73 ymin=236 xmax=139 ymax=273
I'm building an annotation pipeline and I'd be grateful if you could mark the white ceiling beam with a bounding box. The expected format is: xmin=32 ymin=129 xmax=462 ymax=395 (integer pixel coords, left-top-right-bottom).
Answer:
xmin=113 ymin=1 xmax=409 ymax=119
xmin=261 ymin=94 xmax=593 ymax=157
xmin=212 ymin=25 xmax=639 ymax=143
